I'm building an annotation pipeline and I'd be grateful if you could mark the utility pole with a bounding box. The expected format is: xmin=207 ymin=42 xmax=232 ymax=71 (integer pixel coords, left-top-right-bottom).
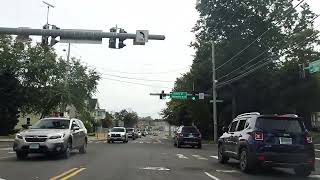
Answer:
xmin=42 ymin=1 xmax=55 ymax=26
xmin=212 ymin=41 xmax=218 ymax=143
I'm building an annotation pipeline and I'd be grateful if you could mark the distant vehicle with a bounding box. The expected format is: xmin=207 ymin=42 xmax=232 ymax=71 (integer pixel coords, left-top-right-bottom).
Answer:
xmin=13 ymin=118 xmax=87 ymax=160
xmin=174 ymin=126 xmax=202 ymax=149
xmin=218 ymin=112 xmax=315 ymax=177
xmin=108 ymin=127 xmax=128 ymax=143
xmin=126 ymin=128 xmax=137 ymax=140
xmin=137 ymin=130 xmax=142 ymax=138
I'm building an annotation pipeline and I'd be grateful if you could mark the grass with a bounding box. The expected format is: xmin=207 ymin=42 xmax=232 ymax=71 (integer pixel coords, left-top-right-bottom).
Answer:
xmin=88 ymin=133 xmax=96 ymax=137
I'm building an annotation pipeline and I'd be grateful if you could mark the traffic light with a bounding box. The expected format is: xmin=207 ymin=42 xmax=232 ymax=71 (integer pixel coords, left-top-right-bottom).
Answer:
xmin=50 ymin=25 xmax=60 ymax=47
xmin=118 ymin=28 xmax=127 ymax=49
xmin=160 ymin=90 xmax=166 ymax=99
xmin=191 ymin=92 xmax=196 ymax=101
xmin=109 ymin=27 xmax=117 ymax=49
xmin=41 ymin=24 xmax=49 ymax=46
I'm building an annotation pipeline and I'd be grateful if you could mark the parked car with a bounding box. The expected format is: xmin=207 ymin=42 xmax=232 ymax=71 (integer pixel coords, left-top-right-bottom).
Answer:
xmin=218 ymin=112 xmax=315 ymax=177
xmin=126 ymin=128 xmax=137 ymax=140
xmin=108 ymin=127 xmax=128 ymax=143
xmin=13 ymin=117 xmax=87 ymax=160
xmin=174 ymin=126 xmax=202 ymax=149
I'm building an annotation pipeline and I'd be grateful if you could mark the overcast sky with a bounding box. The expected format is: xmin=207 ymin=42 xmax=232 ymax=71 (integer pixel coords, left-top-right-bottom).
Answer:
xmin=1 ymin=0 xmax=320 ymax=119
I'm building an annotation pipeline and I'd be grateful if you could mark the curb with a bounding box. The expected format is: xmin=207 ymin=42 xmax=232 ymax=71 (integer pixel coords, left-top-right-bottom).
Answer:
xmin=0 ymin=139 xmax=14 ymax=142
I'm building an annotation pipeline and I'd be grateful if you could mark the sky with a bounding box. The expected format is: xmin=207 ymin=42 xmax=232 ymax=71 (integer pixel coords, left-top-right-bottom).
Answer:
xmin=1 ymin=0 xmax=320 ymax=119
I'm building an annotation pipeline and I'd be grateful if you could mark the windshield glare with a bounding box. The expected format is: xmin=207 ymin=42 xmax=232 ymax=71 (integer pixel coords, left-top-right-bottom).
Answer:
xmin=31 ymin=119 xmax=70 ymax=129
xmin=111 ymin=128 xmax=125 ymax=132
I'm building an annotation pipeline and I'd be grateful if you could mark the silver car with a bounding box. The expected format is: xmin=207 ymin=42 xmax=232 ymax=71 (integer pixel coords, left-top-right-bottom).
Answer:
xmin=13 ymin=117 xmax=87 ymax=159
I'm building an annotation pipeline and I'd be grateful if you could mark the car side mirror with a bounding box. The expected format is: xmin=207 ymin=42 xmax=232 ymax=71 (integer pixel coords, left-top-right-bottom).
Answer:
xmin=222 ymin=126 xmax=228 ymax=132
xmin=72 ymin=126 xmax=80 ymax=131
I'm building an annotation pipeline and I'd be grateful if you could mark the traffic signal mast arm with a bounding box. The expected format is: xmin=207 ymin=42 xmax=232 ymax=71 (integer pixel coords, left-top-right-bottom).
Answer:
xmin=0 ymin=27 xmax=165 ymax=40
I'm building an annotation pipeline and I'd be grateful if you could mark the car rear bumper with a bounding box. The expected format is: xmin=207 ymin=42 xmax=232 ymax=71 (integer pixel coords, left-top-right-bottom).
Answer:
xmin=108 ymin=137 xmax=126 ymax=141
xmin=178 ymin=138 xmax=201 ymax=145
xmin=251 ymin=152 xmax=315 ymax=170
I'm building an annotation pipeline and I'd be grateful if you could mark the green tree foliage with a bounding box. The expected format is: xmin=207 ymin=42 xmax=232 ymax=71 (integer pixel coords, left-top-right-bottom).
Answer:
xmin=101 ymin=112 xmax=114 ymax=128
xmin=163 ymin=0 xmax=320 ymax=138
xmin=0 ymin=35 xmax=101 ymax=133
xmin=114 ymin=109 xmax=139 ymax=127
xmin=0 ymin=72 xmax=25 ymax=135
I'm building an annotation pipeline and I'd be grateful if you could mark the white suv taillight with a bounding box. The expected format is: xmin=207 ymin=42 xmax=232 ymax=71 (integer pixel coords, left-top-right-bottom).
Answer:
xmin=254 ymin=132 xmax=264 ymax=141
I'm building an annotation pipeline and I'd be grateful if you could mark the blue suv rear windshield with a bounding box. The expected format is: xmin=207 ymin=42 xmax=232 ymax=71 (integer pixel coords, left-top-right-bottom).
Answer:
xmin=256 ymin=117 xmax=304 ymax=133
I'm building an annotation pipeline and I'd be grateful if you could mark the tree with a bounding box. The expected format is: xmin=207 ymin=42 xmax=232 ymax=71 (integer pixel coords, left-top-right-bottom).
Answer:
xmin=163 ymin=0 xmax=320 ymax=138
xmin=0 ymin=72 xmax=25 ymax=135
xmin=101 ymin=112 xmax=114 ymax=128
xmin=114 ymin=109 xmax=138 ymax=127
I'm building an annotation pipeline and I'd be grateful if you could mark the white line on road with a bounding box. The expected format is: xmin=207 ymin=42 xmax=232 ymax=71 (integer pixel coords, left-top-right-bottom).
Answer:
xmin=177 ymin=154 xmax=189 ymax=159
xmin=192 ymin=155 xmax=208 ymax=160
xmin=204 ymin=172 xmax=220 ymax=180
xmin=103 ymin=141 xmax=108 ymax=143
xmin=216 ymin=170 xmax=239 ymax=173
xmin=139 ymin=142 xmax=143 ymax=144
xmin=210 ymin=156 xmax=218 ymax=159
xmin=0 ymin=156 xmax=15 ymax=160
xmin=95 ymin=141 xmax=100 ymax=144
xmin=140 ymin=167 xmax=170 ymax=171
xmin=316 ymin=158 xmax=320 ymax=160
xmin=7 ymin=152 xmax=15 ymax=154
xmin=309 ymin=175 xmax=320 ymax=178
xmin=315 ymin=149 xmax=320 ymax=152
xmin=0 ymin=148 xmax=12 ymax=151
xmin=0 ymin=178 xmax=6 ymax=180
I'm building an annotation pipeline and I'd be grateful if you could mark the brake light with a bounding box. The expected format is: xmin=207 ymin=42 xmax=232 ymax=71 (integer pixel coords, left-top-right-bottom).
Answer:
xmin=306 ymin=136 xmax=312 ymax=144
xmin=257 ymin=154 xmax=265 ymax=161
xmin=254 ymin=132 xmax=264 ymax=141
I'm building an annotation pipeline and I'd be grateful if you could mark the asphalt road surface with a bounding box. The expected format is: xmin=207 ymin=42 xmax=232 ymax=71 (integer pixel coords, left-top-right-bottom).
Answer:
xmin=1 ymin=133 xmax=320 ymax=180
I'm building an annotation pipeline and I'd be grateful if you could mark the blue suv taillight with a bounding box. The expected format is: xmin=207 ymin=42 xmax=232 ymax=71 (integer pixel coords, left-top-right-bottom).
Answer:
xmin=253 ymin=132 xmax=264 ymax=141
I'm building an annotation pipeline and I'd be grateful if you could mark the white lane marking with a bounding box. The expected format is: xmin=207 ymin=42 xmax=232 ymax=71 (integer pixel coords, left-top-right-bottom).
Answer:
xmin=0 ymin=178 xmax=6 ymax=180
xmin=315 ymin=149 xmax=320 ymax=152
xmin=309 ymin=175 xmax=320 ymax=178
xmin=316 ymin=158 xmax=320 ymax=160
xmin=210 ymin=156 xmax=218 ymax=159
xmin=0 ymin=156 xmax=15 ymax=160
xmin=192 ymin=154 xmax=208 ymax=160
xmin=95 ymin=141 xmax=100 ymax=144
xmin=140 ymin=167 xmax=170 ymax=171
xmin=216 ymin=170 xmax=239 ymax=173
xmin=177 ymin=154 xmax=188 ymax=159
xmin=103 ymin=141 xmax=107 ymax=143
xmin=139 ymin=142 xmax=143 ymax=144
xmin=0 ymin=148 xmax=12 ymax=151
xmin=145 ymin=142 xmax=150 ymax=144
xmin=204 ymin=172 xmax=220 ymax=180
xmin=7 ymin=152 xmax=15 ymax=154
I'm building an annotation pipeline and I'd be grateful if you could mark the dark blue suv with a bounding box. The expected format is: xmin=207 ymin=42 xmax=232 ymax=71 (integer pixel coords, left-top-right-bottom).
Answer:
xmin=218 ymin=112 xmax=315 ymax=177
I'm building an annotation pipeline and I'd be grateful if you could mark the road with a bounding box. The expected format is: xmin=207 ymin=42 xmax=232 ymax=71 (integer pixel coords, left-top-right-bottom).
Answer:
xmin=1 ymin=133 xmax=320 ymax=180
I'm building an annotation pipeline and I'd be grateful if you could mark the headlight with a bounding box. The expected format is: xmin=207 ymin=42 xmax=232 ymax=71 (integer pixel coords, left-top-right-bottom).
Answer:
xmin=108 ymin=133 xmax=111 ymax=137
xmin=16 ymin=134 xmax=23 ymax=139
xmin=49 ymin=135 xmax=63 ymax=139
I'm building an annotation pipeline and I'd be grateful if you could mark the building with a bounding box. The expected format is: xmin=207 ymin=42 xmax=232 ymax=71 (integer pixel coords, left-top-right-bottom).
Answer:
xmin=88 ymin=98 xmax=106 ymax=122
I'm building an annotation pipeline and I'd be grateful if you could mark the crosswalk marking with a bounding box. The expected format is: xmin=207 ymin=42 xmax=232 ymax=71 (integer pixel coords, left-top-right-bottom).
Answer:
xmin=192 ymin=155 xmax=208 ymax=160
xmin=176 ymin=154 xmax=189 ymax=159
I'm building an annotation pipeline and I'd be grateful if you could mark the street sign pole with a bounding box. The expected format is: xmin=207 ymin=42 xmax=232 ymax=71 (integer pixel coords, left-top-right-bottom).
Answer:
xmin=212 ymin=41 xmax=218 ymax=144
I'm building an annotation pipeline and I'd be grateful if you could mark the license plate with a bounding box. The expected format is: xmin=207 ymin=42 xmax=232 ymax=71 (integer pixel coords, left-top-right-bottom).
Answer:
xmin=29 ymin=144 xmax=39 ymax=149
xmin=279 ymin=137 xmax=292 ymax=145
xmin=188 ymin=134 xmax=194 ymax=138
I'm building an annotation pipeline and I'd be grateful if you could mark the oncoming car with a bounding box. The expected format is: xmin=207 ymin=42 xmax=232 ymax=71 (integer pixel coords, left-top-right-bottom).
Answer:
xmin=13 ymin=118 xmax=88 ymax=160
xmin=108 ymin=127 xmax=128 ymax=143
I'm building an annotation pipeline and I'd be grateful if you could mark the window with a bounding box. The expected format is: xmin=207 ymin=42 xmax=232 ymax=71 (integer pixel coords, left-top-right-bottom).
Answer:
xmin=244 ymin=121 xmax=250 ymax=129
xmin=256 ymin=118 xmax=304 ymax=133
xmin=77 ymin=120 xmax=85 ymax=129
xmin=237 ymin=120 xmax=247 ymax=131
xmin=229 ymin=121 xmax=238 ymax=132
xmin=111 ymin=128 xmax=125 ymax=132
xmin=32 ymin=119 xmax=70 ymax=129
xmin=182 ymin=127 xmax=199 ymax=133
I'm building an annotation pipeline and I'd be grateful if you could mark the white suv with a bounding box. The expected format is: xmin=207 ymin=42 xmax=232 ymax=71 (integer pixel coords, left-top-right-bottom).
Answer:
xmin=107 ymin=127 xmax=128 ymax=143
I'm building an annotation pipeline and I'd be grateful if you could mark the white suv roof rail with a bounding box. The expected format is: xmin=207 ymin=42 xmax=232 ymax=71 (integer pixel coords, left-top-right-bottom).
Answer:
xmin=237 ymin=112 xmax=260 ymax=117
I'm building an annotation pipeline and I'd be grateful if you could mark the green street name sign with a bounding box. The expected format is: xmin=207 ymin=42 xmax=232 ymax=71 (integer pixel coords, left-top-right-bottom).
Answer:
xmin=170 ymin=92 xmax=188 ymax=99
xmin=308 ymin=60 xmax=320 ymax=73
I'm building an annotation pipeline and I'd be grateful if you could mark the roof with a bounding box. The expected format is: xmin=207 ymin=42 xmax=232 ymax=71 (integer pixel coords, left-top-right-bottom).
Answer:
xmin=42 ymin=117 xmax=70 ymax=121
xmin=88 ymin=98 xmax=98 ymax=111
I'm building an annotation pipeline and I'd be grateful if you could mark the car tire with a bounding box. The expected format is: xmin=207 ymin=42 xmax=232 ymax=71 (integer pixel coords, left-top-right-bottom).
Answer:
xmin=218 ymin=145 xmax=229 ymax=164
xmin=197 ymin=143 xmax=202 ymax=149
xmin=239 ymin=148 xmax=253 ymax=173
xmin=62 ymin=140 xmax=72 ymax=159
xmin=294 ymin=167 xmax=312 ymax=177
xmin=79 ymin=141 xmax=87 ymax=154
xmin=107 ymin=140 xmax=111 ymax=143
xmin=16 ymin=151 xmax=28 ymax=160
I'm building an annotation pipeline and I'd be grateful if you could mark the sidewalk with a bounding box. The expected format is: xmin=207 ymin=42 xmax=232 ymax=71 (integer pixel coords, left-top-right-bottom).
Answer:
xmin=0 ymin=137 xmax=14 ymax=142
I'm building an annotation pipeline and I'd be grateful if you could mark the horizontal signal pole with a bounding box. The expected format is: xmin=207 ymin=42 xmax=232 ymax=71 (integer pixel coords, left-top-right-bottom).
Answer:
xmin=0 ymin=27 xmax=165 ymax=40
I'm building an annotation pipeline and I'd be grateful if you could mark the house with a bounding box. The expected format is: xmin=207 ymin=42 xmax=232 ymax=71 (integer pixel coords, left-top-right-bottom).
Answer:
xmin=88 ymin=98 xmax=106 ymax=122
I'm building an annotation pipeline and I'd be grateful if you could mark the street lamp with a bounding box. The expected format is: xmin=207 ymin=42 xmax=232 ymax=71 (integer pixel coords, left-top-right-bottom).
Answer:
xmin=42 ymin=1 xmax=55 ymax=25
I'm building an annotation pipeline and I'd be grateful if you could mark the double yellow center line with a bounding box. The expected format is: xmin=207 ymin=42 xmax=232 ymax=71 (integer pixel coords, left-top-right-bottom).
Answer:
xmin=50 ymin=167 xmax=86 ymax=180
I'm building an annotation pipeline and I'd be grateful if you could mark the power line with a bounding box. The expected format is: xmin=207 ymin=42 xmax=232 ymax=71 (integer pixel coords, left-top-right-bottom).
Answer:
xmin=218 ymin=16 xmax=320 ymax=81
xmin=215 ymin=0 xmax=306 ymax=71
xmin=101 ymin=77 xmax=172 ymax=89
xmin=217 ymin=27 xmax=320 ymax=88
xmin=102 ymin=73 xmax=175 ymax=82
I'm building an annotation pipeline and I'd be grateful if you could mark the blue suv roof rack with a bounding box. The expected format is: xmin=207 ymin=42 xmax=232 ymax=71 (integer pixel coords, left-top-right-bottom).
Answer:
xmin=236 ymin=112 xmax=260 ymax=118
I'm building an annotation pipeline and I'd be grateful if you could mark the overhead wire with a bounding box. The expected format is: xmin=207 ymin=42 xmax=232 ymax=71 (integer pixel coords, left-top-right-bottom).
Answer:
xmin=216 ymin=25 xmax=320 ymax=88
xmin=101 ymin=77 xmax=172 ymax=89
xmin=217 ymin=14 xmax=320 ymax=81
xmin=215 ymin=0 xmax=306 ymax=71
